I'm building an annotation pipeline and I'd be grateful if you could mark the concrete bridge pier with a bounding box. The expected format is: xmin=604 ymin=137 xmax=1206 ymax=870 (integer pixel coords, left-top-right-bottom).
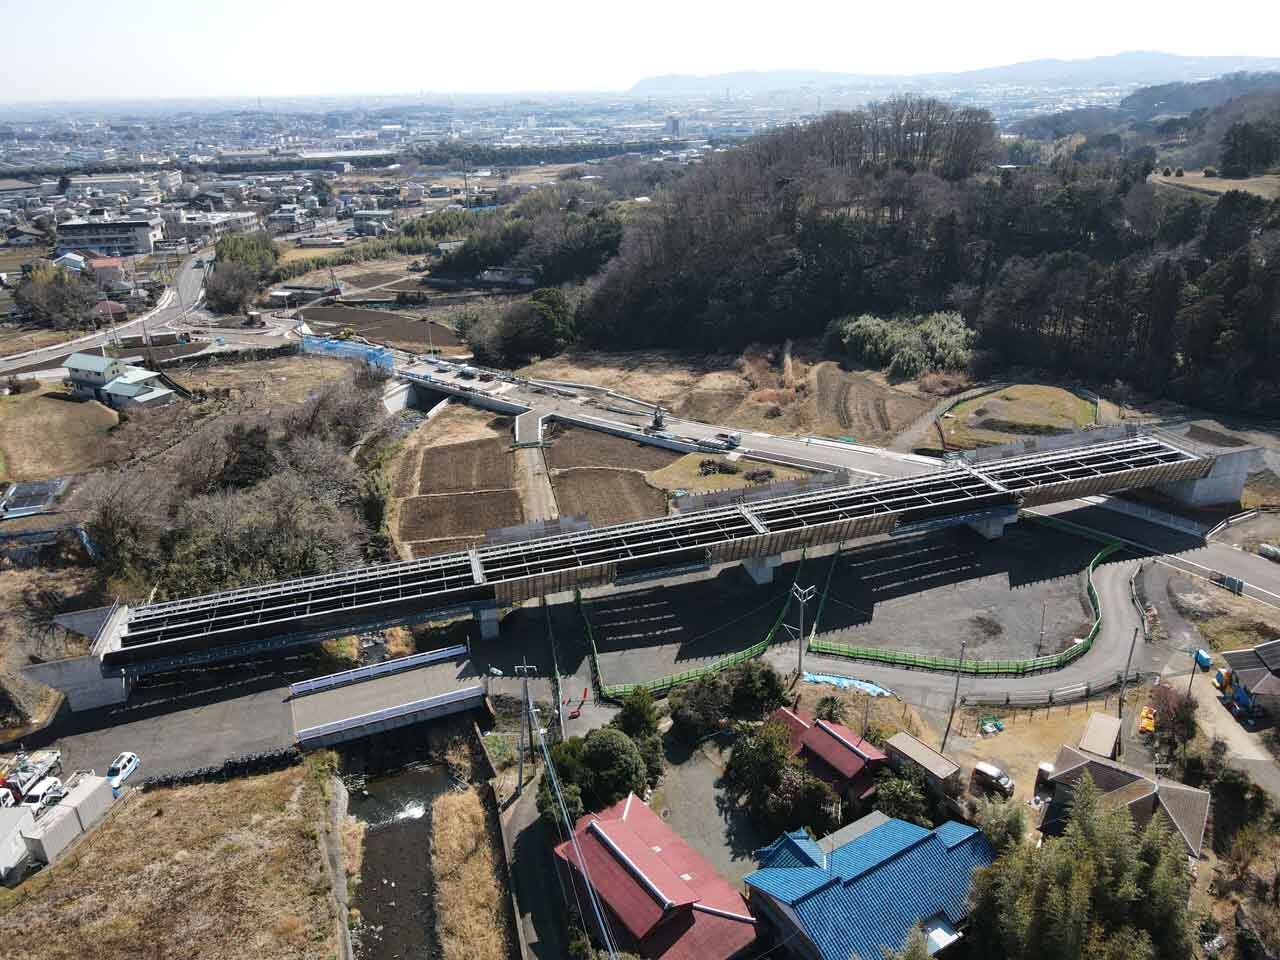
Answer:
xmin=478 ymin=606 xmax=500 ymax=641
xmin=743 ymin=555 xmax=783 ymax=585
xmin=966 ymin=514 xmax=1017 ymax=540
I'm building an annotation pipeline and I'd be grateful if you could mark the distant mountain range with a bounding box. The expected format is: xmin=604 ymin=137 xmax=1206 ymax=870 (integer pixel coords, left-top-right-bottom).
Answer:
xmin=629 ymin=52 xmax=1280 ymax=97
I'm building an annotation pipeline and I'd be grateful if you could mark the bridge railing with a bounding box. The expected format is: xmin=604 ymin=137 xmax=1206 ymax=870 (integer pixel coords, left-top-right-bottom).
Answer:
xmin=808 ymin=541 xmax=1122 ymax=676
xmin=289 ymin=643 xmax=468 ymax=698
xmin=295 ymin=684 xmax=485 ymax=745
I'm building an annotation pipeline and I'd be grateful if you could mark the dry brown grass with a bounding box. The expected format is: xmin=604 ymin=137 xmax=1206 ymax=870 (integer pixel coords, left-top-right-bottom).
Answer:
xmin=383 ymin=626 xmax=415 ymax=658
xmin=320 ymin=635 xmax=361 ymax=667
xmin=0 ymin=388 xmax=121 ymax=481
xmin=0 ymin=566 xmax=99 ymax=729
xmin=1169 ymin=574 xmax=1280 ymax=652
xmin=645 ymin=454 xmax=808 ymax=494
xmin=177 ymin=355 xmax=356 ymax=410
xmin=0 ymin=758 xmax=337 ymax=960
xmin=1151 ymin=170 xmax=1280 ymax=200
xmin=341 ymin=814 xmax=366 ymax=885
xmin=942 ymin=384 xmax=1095 ymax=449
xmin=431 ymin=789 xmax=510 ymax=960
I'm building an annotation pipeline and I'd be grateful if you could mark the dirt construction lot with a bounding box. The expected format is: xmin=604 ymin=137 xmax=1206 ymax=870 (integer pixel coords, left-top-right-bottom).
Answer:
xmin=301 ymin=305 xmax=465 ymax=354
xmin=0 ymin=389 xmax=121 ymax=481
xmin=520 ymin=347 xmax=931 ymax=444
xmin=0 ymin=759 xmax=337 ymax=960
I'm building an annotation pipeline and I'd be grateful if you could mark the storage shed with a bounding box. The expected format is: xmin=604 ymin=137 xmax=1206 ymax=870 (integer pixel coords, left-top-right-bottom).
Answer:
xmin=1078 ymin=713 xmax=1123 ymax=760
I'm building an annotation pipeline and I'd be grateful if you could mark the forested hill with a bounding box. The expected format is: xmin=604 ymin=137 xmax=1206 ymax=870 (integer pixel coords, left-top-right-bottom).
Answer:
xmin=565 ymin=98 xmax=1280 ymax=413
xmin=1121 ymin=72 xmax=1280 ymax=118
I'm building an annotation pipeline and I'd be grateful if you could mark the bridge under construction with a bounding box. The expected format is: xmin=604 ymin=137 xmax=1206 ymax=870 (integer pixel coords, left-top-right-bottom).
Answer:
xmin=34 ymin=432 xmax=1216 ymax=710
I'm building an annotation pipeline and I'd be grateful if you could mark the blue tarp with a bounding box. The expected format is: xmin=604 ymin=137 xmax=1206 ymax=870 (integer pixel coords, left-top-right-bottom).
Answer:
xmin=803 ymin=672 xmax=894 ymax=698
xmin=300 ymin=335 xmax=394 ymax=371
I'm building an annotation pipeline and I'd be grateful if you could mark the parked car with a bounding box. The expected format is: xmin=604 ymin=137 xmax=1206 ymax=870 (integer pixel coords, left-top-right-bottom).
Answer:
xmin=971 ymin=761 xmax=1015 ymax=799
xmin=21 ymin=777 xmax=62 ymax=809
xmin=107 ymin=752 xmax=140 ymax=789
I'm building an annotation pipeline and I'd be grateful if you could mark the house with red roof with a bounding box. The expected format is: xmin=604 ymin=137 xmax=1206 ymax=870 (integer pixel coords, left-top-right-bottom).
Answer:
xmin=553 ymin=793 xmax=758 ymax=960
xmin=769 ymin=707 xmax=887 ymax=804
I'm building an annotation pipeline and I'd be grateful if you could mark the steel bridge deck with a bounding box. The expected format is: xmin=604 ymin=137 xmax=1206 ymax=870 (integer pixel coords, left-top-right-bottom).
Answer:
xmin=103 ymin=435 xmax=1210 ymax=668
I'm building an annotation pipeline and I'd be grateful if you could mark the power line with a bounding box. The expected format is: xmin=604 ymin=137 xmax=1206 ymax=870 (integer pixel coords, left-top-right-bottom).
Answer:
xmin=530 ymin=700 xmax=620 ymax=960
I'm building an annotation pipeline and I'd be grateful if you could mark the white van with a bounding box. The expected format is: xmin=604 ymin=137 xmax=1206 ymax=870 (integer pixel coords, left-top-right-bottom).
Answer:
xmin=21 ymin=777 xmax=62 ymax=809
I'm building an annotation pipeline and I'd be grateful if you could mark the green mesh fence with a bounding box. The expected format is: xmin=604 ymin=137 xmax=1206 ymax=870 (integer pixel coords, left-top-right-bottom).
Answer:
xmin=576 ymin=553 xmax=806 ymax=701
xmin=808 ymin=541 xmax=1122 ymax=675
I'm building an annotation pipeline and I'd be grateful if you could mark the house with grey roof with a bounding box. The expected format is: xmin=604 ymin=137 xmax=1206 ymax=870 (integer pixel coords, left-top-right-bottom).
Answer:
xmin=1222 ymin=640 xmax=1280 ymax=715
xmin=1038 ymin=744 xmax=1210 ymax=858
xmin=64 ymin=352 xmax=174 ymax=411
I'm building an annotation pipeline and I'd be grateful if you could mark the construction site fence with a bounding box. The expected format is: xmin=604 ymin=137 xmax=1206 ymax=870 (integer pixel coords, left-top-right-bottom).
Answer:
xmin=808 ymin=541 xmax=1122 ymax=677
xmin=575 ymin=554 xmax=804 ymax=701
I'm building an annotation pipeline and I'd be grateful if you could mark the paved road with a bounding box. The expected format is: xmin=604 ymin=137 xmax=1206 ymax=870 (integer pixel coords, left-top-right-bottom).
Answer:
xmin=405 ymin=361 xmax=941 ymax=480
xmin=0 ymin=252 xmax=210 ymax=374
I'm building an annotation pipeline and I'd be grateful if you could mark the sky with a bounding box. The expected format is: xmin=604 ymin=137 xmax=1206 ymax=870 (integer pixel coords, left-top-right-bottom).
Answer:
xmin=3 ymin=0 xmax=1280 ymax=102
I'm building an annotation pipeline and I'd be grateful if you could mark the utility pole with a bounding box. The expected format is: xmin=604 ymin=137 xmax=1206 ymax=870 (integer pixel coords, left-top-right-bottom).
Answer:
xmin=1036 ymin=600 xmax=1047 ymax=658
xmin=941 ymin=639 xmax=967 ymax=753
xmin=514 ymin=659 xmax=535 ymax=796
xmin=1186 ymin=647 xmax=1198 ymax=699
xmin=1118 ymin=627 xmax=1139 ymax=722
xmin=791 ymin=583 xmax=816 ymax=678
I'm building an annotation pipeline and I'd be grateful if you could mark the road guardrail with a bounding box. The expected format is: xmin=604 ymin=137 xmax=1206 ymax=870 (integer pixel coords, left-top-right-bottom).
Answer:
xmin=289 ymin=643 xmax=467 ymax=698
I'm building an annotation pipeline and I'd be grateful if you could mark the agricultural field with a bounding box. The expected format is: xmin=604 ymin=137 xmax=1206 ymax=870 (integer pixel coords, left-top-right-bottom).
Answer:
xmin=520 ymin=347 xmax=930 ymax=444
xmin=940 ymin=384 xmax=1096 ymax=449
xmin=1151 ymin=169 xmax=1280 ymax=201
xmin=389 ymin=404 xmax=523 ymax=556
xmin=0 ymin=387 xmax=122 ymax=481
xmin=543 ymin=425 xmax=678 ymax=472
xmin=551 ymin=467 xmax=667 ymax=527
xmin=301 ymin=305 xmax=465 ymax=355
xmin=0 ymin=758 xmax=339 ymax=960
xmin=418 ymin=437 xmax=514 ymax=493
xmin=397 ymin=490 xmax=523 ymax=540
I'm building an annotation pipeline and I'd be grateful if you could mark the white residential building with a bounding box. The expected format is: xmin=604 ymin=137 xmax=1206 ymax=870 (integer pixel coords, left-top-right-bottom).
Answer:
xmin=57 ymin=216 xmax=164 ymax=255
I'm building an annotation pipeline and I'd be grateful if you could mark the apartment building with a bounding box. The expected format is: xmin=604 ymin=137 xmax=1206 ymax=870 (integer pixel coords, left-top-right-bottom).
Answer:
xmin=56 ymin=215 xmax=164 ymax=255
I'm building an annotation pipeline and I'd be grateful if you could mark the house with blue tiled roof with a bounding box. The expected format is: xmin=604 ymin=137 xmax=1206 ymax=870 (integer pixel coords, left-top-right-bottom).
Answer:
xmin=744 ymin=814 xmax=994 ymax=959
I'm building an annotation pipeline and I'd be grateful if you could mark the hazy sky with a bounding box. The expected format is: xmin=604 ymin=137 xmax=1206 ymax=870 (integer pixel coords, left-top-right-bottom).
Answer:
xmin=4 ymin=0 xmax=1279 ymax=101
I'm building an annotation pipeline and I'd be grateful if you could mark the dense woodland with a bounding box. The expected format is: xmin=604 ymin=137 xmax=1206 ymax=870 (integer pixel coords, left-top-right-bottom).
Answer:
xmin=442 ymin=94 xmax=1279 ymax=414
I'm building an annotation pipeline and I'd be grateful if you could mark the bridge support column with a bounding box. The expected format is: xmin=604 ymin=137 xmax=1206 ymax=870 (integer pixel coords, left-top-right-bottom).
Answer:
xmin=743 ymin=555 xmax=782 ymax=585
xmin=478 ymin=606 xmax=500 ymax=642
xmin=967 ymin=514 xmax=1016 ymax=540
